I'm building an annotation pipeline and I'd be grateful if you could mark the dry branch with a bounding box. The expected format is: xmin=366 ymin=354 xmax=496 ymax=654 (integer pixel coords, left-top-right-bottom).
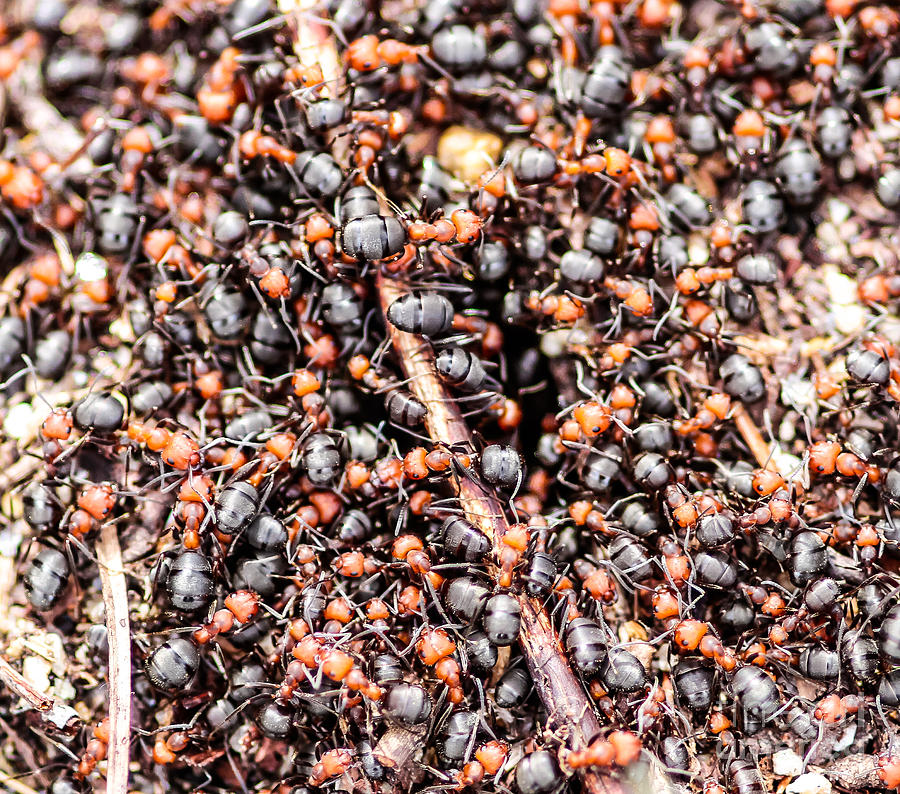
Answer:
xmin=281 ymin=5 xmax=630 ymax=789
xmin=4 ymin=54 xmax=87 ymax=169
xmin=0 ymin=765 xmax=40 ymax=794
xmin=281 ymin=0 xmax=342 ymax=98
xmin=0 ymin=656 xmax=80 ymax=734
xmin=96 ymin=522 xmax=132 ymax=794
xmin=377 ymin=272 xmax=626 ymax=794
xmin=277 ymin=7 xmax=429 ymax=788
xmin=731 ymin=403 xmax=776 ymax=471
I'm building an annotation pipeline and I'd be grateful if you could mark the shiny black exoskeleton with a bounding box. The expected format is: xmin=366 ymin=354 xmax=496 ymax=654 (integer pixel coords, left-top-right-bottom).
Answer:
xmin=387 ymin=292 xmax=454 ymax=337
xmin=24 ymin=548 xmax=69 ymax=611
xmin=145 ymin=638 xmax=200 ymax=692
xmin=165 ymin=550 xmax=215 ymax=612
xmin=301 ymin=433 xmax=343 ymax=485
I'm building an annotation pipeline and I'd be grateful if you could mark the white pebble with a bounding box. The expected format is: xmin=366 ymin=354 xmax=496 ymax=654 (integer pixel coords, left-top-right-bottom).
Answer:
xmin=540 ymin=328 xmax=587 ymax=358
xmin=786 ymin=772 xmax=832 ymax=794
xmin=780 ymin=373 xmax=817 ymax=411
xmin=688 ymin=232 xmax=709 ymax=265
xmin=772 ymin=749 xmax=804 ymax=778
xmin=22 ymin=655 xmax=51 ymax=696
xmin=75 ymin=251 xmax=108 ymax=281
xmin=822 ymin=266 xmax=855 ymax=305
xmin=826 ymin=198 xmax=852 ymax=226
xmin=539 ymin=329 xmax=568 ymax=358
xmin=834 ymin=304 xmax=866 ymax=335
xmin=3 ymin=402 xmax=49 ymax=441
xmin=773 ymin=449 xmax=803 ymax=480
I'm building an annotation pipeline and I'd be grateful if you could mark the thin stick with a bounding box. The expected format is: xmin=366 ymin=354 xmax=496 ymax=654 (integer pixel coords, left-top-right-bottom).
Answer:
xmin=378 ymin=273 xmax=623 ymax=794
xmin=0 ymin=458 xmax=43 ymax=500
xmin=0 ymin=766 xmax=40 ymax=794
xmin=0 ymin=656 xmax=80 ymax=734
xmin=0 ymin=714 xmax=47 ymax=789
xmin=0 ymin=657 xmax=54 ymax=712
xmin=5 ymin=56 xmax=87 ymax=169
xmin=278 ymin=0 xmax=348 ymax=164
xmin=0 ymin=264 xmax=30 ymax=317
xmin=0 ymin=541 xmax=17 ymax=634
xmin=97 ymin=523 xmax=131 ymax=794
xmin=282 ymin=4 xmax=624 ymax=786
xmin=731 ymin=403 xmax=776 ymax=471
xmin=276 ymin=6 xmax=427 ymax=786
xmin=283 ymin=0 xmax=342 ymax=98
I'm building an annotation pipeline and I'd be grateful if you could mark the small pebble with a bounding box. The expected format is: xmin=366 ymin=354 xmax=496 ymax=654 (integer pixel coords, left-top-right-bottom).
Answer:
xmin=773 ymin=749 xmax=804 ymax=778
xmin=786 ymin=772 xmax=832 ymax=794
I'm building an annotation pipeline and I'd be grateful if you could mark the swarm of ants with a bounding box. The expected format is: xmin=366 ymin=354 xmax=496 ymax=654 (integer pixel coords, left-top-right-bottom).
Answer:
xmin=5 ymin=0 xmax=900 ymax=792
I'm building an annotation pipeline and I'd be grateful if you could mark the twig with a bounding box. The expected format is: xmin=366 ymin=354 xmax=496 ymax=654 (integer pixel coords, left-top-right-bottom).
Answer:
xmin=278 ymin=0 xmax=348 ymax=165
xmin=0 ymin=264 xmax=29 ymax=318
xmin=276 ymin=7 xmax=429 ymax=787
xmin=96 ymin=523 xmax=131 ymax=794
xmin=0 ymin=714 xmax=47 ymax=788
xmin=0 ymin=518 xmax=24 ymax=634
xmin=377 ymin=273 xmax=624 ymax=794
xmin=0 ymin=457 xmax=43 ymax=500
xmin=5 ymin=55 xmax=87 ymax=169
xmin=280 ymin=0 xmax=342 ymax=99
xmin=0 ymin=656 xmax=80 ymax=734
xmin=0 ymin=556 xmax=14 ymax=635
xmin=280 ymin=5 xmax=626 ymax=786
xmin=0 ymin=764 xmax=40 ymax=794
xmin=731 ymin=403 xmax=776 ymax=471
